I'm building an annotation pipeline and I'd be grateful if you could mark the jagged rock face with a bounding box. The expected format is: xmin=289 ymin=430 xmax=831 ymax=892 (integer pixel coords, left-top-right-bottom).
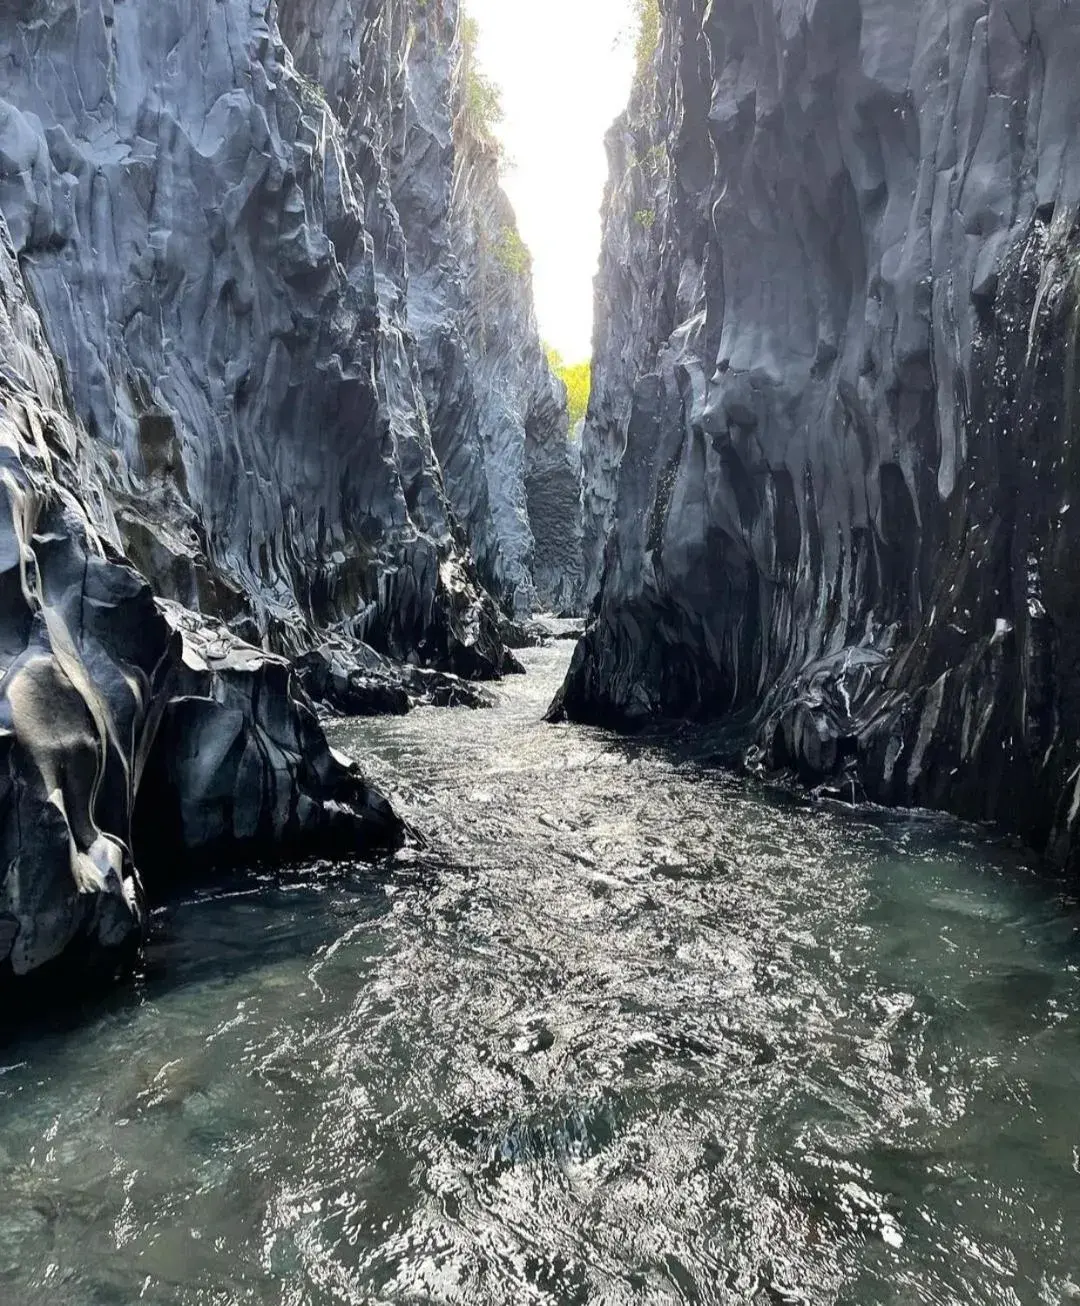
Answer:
xmin=560 ymin=0 xmax=1080 ymax=869
xmin=386 ymin=6 xmax=584 ymax=617
xmin=0 ymin=0 xmax=581 ymax=984
xmin=526 ymin=419 xmax=584 ymax=616
xmin=0 ymin=0 xmax=576 ymax=678
xmin=0 ymin=215 xmax=150 ymax=978
xmin=579 ymin=69 xmax=683 ymax=612
xmin=267 ymin=0 xmax=581 ymax=622
xmin=0 ymin=214 xmax=401 ymax=984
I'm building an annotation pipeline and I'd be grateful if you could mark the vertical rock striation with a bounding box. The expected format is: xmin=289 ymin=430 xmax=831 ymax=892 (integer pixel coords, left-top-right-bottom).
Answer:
xmin=387 ymin=5 xmax=584 ymax=617
xmin=558 ymin=0 xmax=1080 ymax=871
xmin=0 ymin=0 xmax=579 ymax=983
xmin=0 ymin=0 xmax=579 ymax=674
xmin=0 ymin=211 xmax=401 ymax=985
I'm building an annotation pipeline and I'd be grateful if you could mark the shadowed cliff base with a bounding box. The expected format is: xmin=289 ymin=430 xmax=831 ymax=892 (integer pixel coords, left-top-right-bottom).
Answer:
xmin=558 ymin=0 xmax=1080 ymax=877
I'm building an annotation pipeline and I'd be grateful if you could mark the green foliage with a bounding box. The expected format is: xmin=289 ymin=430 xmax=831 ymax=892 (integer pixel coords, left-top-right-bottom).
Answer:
xmin=459 ymin=15 xmax=504 ymax=152
xmin=627 ymin=141 xmax=667 ymax=183
xmin=496 ymin=225 xmax=531 ymax=277
xmin=634 ymin=207 xmax=656 ymax=231
xmin=293 ymin=69 xmax=329 ymax=112
xmin=642 ymin=142 xmax=667 ymax=174
xmin=634 ymin=0 xmax=661 ymax=79
xmin=547 ymin=347 xmax=592 ymax=433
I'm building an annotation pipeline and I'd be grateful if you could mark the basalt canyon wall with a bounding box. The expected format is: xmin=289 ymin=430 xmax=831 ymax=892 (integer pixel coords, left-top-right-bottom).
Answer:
xmin=0 ymin=0 xmax=578 ymax=678
xmin=0 ymin=0 xmax=580 ymax=984
xmin=557 ymin=0 xmax=1080 ymax=871
xmin=281 ymin=0 xmax=583 ymax=621
xmin=0 ymin=210 xmax=402 ymax=983
xmin=391 ymin=14 xmax=584 ymax=618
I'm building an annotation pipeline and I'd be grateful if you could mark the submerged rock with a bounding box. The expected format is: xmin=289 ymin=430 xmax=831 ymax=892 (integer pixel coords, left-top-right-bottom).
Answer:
xmin=560 ymin=0 xmax=1080 ymax=871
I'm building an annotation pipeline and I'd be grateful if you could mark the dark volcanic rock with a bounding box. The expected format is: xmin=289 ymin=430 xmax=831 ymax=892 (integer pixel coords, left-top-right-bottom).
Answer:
xmin=0 ymin=0 xmax=579 ymax=681
xmin=526 ymin=419 xmax=585 ymax=618
xmin=295 ymin=639 xmax=496 ymax=716
xmin=136 ymin=603 xmax=402 ymax=874
xmin=559 ymin=0 xmax=1080 ymax=871
xmin=387 ymin=6 xmax=584 ymax=618
xmin=0 ymin=0 xmax=585 ymax=984
xmin=0 ymin=214 xmax=401 ymax=983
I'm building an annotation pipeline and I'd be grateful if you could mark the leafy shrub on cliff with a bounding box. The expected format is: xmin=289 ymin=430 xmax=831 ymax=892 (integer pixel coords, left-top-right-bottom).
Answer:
xmin=629 ymin=142 xmax=667 ymax=180
xmin=459 ymin=15 xmax=503 ymax=153
xmin=496 ymin=226 xmax=532 ymax=277
xmin=547 ymin=347 xmax=591 ymax=433
xmin=634 ymin=0 xmax=660 ymax=78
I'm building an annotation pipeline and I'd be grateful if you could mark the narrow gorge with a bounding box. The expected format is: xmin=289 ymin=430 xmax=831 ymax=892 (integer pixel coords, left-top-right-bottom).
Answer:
xmin=0 ymin=0 xmax=581 ymax=983
xmin=3 ymin=3 xmax=1080 ymax=1303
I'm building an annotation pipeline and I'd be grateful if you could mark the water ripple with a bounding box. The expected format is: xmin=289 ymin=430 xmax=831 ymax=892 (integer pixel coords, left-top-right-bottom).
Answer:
xmin=1 ymin=640 xmax=1079 ymax=1304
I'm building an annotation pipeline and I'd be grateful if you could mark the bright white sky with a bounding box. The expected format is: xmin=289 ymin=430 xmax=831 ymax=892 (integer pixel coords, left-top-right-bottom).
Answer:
xmin=465 ymin=0 xmax=636 ymax=362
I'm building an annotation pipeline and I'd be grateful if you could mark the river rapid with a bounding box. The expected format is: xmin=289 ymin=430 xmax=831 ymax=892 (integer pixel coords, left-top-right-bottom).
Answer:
xmin=1 ymin=639 xmax=1079 ymax=1305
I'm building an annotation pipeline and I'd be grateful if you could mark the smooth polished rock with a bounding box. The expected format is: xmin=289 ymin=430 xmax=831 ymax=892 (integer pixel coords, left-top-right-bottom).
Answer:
xmin=560 ymin=0 xmax=1080 ymax=870
xmin=0 ymin=213 xmax=401 ymax=985
xmin=136 ymin=603 xmax=402 ymax=875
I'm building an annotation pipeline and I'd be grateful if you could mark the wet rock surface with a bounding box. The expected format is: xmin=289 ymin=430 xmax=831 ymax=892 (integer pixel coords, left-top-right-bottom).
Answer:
xmin=136 ymin=603 xmax=403 ymax=876
xmin=0 ymin=0 xmax=582 ymax=983
xmin=0 ymin=214 xmax=401 ymax=985
xmin=561 ymin=0 xmax=1080 ymax=871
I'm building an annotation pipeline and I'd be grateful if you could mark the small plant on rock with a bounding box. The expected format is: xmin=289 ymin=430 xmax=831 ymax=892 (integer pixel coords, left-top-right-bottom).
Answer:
xmin=546 ymin=346 xmax=592 ymax=433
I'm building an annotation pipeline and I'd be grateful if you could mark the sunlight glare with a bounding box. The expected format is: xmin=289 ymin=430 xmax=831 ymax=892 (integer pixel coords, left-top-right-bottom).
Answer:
xmin=463 ymin=0 xmax=636 ymax=363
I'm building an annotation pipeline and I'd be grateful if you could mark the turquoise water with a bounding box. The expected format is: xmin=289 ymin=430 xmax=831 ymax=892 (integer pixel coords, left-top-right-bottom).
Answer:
xmin=1 ymin=641 xmax=1079 ymax=1304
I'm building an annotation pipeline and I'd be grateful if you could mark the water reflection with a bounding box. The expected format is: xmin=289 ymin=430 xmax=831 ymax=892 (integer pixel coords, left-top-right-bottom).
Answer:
xmin=1 ymin=640 xmax=1079 ymax=1304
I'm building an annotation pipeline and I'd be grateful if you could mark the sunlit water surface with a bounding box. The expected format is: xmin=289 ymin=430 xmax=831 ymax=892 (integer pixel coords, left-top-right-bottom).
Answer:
xmin=2 ymin=640 xmax=1080 ymax=1305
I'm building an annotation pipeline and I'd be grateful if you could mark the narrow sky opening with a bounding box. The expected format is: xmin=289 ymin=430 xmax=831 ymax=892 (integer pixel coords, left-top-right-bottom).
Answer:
xmin=464 ymin=1 xmax=636 ymax=363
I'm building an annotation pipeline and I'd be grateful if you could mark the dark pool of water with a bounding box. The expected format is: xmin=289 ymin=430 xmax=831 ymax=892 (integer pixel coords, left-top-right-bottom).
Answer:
xmin=2 ymin=640 xmax=1080 ymax=1305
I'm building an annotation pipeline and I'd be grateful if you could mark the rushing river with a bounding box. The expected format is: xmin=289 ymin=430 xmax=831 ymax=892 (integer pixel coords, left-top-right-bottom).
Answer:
xmin=2 ymin=639 xmax=1080 ymax=1305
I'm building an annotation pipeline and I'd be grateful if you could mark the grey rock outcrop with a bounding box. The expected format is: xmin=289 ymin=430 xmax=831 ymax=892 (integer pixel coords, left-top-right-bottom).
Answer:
xmin=0 ymin=213 xmax=401 ymax=985
xmin=0 ymin=0 xmax=586 ymax=986
xmin=558 ymin=0 xmax=1080 ymax=870
xmin=526 ymin=418 xmax=584 ymax=616
xmin=0 ymin=0 xmax=578 ymax=686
